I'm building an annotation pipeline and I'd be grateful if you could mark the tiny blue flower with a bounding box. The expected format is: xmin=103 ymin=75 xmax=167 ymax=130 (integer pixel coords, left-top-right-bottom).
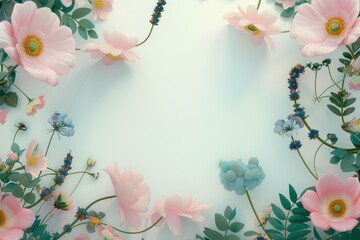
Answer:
xmin=48 ymin=112 xmax=75 ymax=137
xmin=308 ymin=129 xmax=319 ymax=140
xmin=289 ymin=140 xmax=302 ymax=150
xmin=274 ymin=115 xmax=303 ymax=137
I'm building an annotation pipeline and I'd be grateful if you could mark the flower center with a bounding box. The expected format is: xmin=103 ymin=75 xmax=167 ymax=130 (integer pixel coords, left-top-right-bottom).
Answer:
xmin=22 ymin=35 xmax=43 ymax=57
xmin=106 ymin=54 xmax=124 ymax=61
xmin=324 ymin=17 xmax=345 ymax=36
xmin=89 ymin=216 xmax=101 ymax=228
xmin=244 ymin=24 xmax=260 ymax=36
xmin=328 ymin=199 xmax=346 ymax=217
xmin=94 ymin=0 xmax=104 ymax=9
xmin=27 ymin=156 xmax=38 ymax=166
xmin=0 ymin=210 xmax=6 ymax=226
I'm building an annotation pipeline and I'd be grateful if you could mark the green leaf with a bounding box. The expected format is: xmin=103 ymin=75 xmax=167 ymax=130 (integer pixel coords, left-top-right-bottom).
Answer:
xmin=330 ymin=155 xmax=341 ymax=164
xmin=23 ymin=192 xmax=36 ymax=204
xmin=353 ymin=37 xmax=360 ymax=51
xmin=291 ymin=207 xmax=309 ymax=216
xmin=341 ymin=154 xmax=356 ymax=172
xmin=279 ymin=193 xmax=291 ymax=210
xmin=287 ymin=223 xmax=309 ymax=232
xmin=324 ymin=228 xmax=336 ymax=235
xmin=67 ymin=16 xmax=77 ymax=34
xmin=269 ymin=217 xmax=285 ymax=231
xmin=19 ymin=173 xmax=33 ymax=187
xmin=313 ymin=227 xmax=321 ymax=240
xmin=281 ymin=7 xmax=294 ymax=18
xmin=228 ymin=222 xmax=244 ymax=233
xmin=266 ymin=229 xmax=285 ymax=240
xmin=330 ymin=92 xmax=342 ymax=102
xmin=88 ymin=29 xmax=98 ymax=39
xmin=78 ymin=26 xmax=88 ymax=40
xmin=224 ymin=206 xmax=236 ymax=221
xmin=203 ymin=228 xmax=224 ymax=240
xmin=3 ymin=182 xmax=23 ymax=198
xmin=288 ymin=215 xmax=310 ymax=223
xmin=78 ymin=18 xmax=95 ymax=29
xmin=343 ymin=107 xmax=355 ymax=116
xmin=71 ymin=7 xmax=92 ymax=19
xmin=331 ymin=149 xmax=348 ymax=157
xmin=225 ymin=235 xmax=241 ymax=240
xmin=287 ymin=230 xmax=311 ymax=240
xmin=327 ymin=104 xmax=341 ymax=116
xmin=329 ymin=96 xmax=343 ymax=107
xmin=10 ymin=143 xmax=20 ymax=153
xmin=0 ymin=95 xmax=4 ymax=105
xmin=271 ymin=203 xmax=286 ymax=220
xmin=355 ymin=152 xmax=360 ymax=166
xmin=289 ymin=184 xmax=297 ymax=203
xmin=343 ymin=98 xmax=356 ymax=107
xmin=8 ymin=172 xmax=20 ymax=182
xmin=351 ymin=134 xmax=360 ymax=147
xmin=339 ymin=58 xmax=350 ymax=65
xmin=215 ymin=213 xmax=229 ymax=231
xmin=0 ymin=71 xmax=7 ymax=80
xmin=5 ymin=91 xmax=18 ymax=107
xmin=343 ymin=52 xmax=353 ymax=60
xmin=243 ymin=231 xmax=258 ymax=236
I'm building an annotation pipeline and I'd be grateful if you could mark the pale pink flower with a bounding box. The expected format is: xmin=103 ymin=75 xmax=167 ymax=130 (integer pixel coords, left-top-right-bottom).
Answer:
xmin=349 ymin=76 xmax=360 ymax=91
xmin=290 ymin=0 xmax=360 ymax=57
xmin=276 ymin=0 xmax=296 ymax=9
xmin=103 ymin=163 xmax=150 ymax=230
xmin=301 ymin=174 xmax=360 ymax=232
xmin=84 ymin=31 xmax=139 ymax=65
xmin=61 ymin=0 xmax=85 ymax=7
xmin=73 ymin=235 xmax=90 ymax=240
xmin=92 ymin=0 xmax=114 ymax=20
xmin=258 ymin=205 xmax=272 ymax=226
xmin=0 ymin=2 xmax=76 ymax=86
xmin=148 ymin=194 xmax=211 ymax=237
xmin=349 ymin=117 xmax=360 ymax=133
xmin=0 ymin=110 xmax=8 ymax=125
xmin=53 ymin=190 xmax=73 ymax=211
xmin=98 ymin=226 xmax=125 ymax=240
xmin=6 ymin=152 xmax=18 ymax=161
xmin=0 ymin=188 xmax=35 ymax=240
xmin=25 ymin=140 xmax=47 ymax=177
xmin=26 ymin=95 xmax=45 ymax=116
xmin=224 ymin=5 xmax=281 ymax=49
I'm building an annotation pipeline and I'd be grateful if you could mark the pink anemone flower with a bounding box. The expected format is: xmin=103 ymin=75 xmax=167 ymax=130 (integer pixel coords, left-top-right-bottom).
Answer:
xmin=92 ymin=0 xmax=114 ymax=20
xmin=0 ymin=1 xmax=76 ymax=86
xmin=0 ymin=188 xmax=35 ymax=240
xmin=25 ymin=140 xmax=47 ymax=178
xmin=276 ymin=0 xmax=296 ymax=9
xmin=98 ymin=225 xmax=125 ymax=240
xmin=26 ymin=95 xmax=45 ymax=116
xmin=290 ymin=0 xmax=360 ymax=57
xmin=224 ymin=5 xmax=281 ymax=49
xmin=0 ymin=110 xmax=8 ymax=125
xmin=301 ymin=174 xmax=360 ymax=232
xmin=148 ymin=194 xmax=211 ymax=237
xmin=83 ymin=31 xmax=139 ymax=65
xmin=103 ymin=163 xmax=150 ymax=230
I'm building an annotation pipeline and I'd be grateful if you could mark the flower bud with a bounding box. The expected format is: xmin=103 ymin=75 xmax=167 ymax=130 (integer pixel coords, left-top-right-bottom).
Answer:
xmin=87 ymin=158 xmax=96 ymax=167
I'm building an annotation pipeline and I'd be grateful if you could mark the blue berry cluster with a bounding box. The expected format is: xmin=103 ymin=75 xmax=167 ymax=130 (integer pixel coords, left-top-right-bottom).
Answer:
xmin=53 ymin=151 xmax=73 ymax=186
xmin=219 ymin=158 xmax=265 ymax=196
xmin=289 ymin=140 xmax=302 ymax=150
xmin=287 ymin=64 xmax=306 ymax=117
xmin=48 ymin=111 xmax=75 ymax=137
xmin=39 ymin=187 xmax=53 ymax=201
xmin=150 ymin=0 xmax=166 ymax=25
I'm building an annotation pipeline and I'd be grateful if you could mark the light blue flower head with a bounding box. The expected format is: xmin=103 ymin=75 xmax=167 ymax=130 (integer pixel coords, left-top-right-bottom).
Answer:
xmin=48 ymin=111 xmax=75 ymax=137
xmin=219 ymin=158 xmax=265 ymax=196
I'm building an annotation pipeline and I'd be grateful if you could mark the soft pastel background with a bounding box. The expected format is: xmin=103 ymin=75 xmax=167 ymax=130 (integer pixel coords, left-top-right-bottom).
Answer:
xmin=0 ymin=0 xmax=353 ymax=239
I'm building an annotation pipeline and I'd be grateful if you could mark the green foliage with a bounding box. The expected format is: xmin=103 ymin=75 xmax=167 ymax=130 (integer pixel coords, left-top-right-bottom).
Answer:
xmin=61 ymin=8 xmax=98 ymax=40
xmin=281 ymin=7 xmax=295 ymax=18
xmin=327 ymin=92 xmax=356 ymax=118
xmin=23 ymin=216 xmax=51 ymax=240
xmin=330 ymin=149 xmax=358 ymax=172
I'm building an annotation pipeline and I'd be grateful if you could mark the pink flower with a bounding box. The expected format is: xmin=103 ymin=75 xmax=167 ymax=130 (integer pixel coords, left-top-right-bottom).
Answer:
xmin=349 ymin=117 xmax=360 ymax=134
xmin=103 ymin=163 xmax=150 ymax=230
xmin=61 ymin=0 xmax=85 ymax=7
xmin=92 ymin=0 xmax=114 ymax=20
xmin=0 ymin=188 xmax=35 ymax=239
xmin=290 ymin=0 xmax=360 ymax=57
xmin=0 ymin=2 xmax=76 ymax=86
xmin=53 ymin=190 xmax=73 ymax=211
xmin=74 ymin=235 xmax=90 ymax=240
xmin=276 ymin=0 xmax=296 ymax=9
xmin=98 ymin=226 xmax=125 ymax=240
xmin=6 ymin=152 xmax=18 ymax=161
xmin=26 ymin=95 xmax=45 ymax=116
xmin=25 ymin=140 xmax=46 ymax=177
xmin=148 ymin=194 xmax=211 ymax=237
xmin=301 ymin=174 xmax=360 ymax=232
xmin=0 ymin=110 xmax=8 ymax=125
xmin=224 ymin=5 xmax=281 ymax=49
xmin=84 ymin=31 xmax=139 ymax=64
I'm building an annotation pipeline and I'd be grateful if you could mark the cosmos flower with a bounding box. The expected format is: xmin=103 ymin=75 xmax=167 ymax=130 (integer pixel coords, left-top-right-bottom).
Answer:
xmin=26 ymin=95 xmax=45 ymax=116
xmin=25 ymin=140 xmax=46 ymax=177
xmin=92 ymin=0 xmax=114 ymax=20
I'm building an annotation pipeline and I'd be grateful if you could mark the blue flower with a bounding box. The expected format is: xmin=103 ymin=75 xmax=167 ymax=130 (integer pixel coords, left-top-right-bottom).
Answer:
xmin=53 ymin=151 xmax=73 ymax=186
xmin=327 ymin=133 xmax=338 ymax=144
xmin=294 ymin=107 xmax=306 ymax=117
xmin=219 ymin=158 xmax=265 ymax=196
xmin=150 ymin=0 xmax=167 ymax=25
xmin=63 ymin=224 xmax=72 ymax=233
xmin=48 ymin=111 xmax=74 ymax=137
xmin=289 ymin=140 xmax=302 ymax=150
xmin=308 ymin=129 xmax=319 ymax=140
xmin=274 ymin=115 xmax=303 ymax=137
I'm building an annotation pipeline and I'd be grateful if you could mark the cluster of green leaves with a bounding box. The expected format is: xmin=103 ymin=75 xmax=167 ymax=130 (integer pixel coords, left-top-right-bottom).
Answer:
xmin=266 ymin=184 xmax=313 ymax=240
xmin=61 ymin=8 xmax=98 ymax=40
xmin=327 ymin=91 xmax=356 ymax=118
xmin=22 ymin=216 xmax=51 ymax=240
xmin=196 ymin=206 xmax=257 ymax=240
xmin=274 ymin=0 xmax=311 ymax=18
xmin=338 ymin=40 xmax=360 ymax=73
xmin=330 ymin=149 xmax=360 ymax=172
xmin=0 ymin=0 xmax=22 ymax=21
xmin=0 ymin=51 xmax=18 ymax=107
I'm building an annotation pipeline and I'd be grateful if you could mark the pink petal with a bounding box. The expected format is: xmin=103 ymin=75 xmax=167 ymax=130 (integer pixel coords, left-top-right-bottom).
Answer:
xmin=165 ymin=213 xmax=183 ymax=237
xmin=315 ymin=174 xmax=342 ymax=201
xmin=309 ymin=212 xmax=331 ymax=230
xmin=301 ymin=190 xmax=323 ymax=213
xmin=329 ymin=218 xmax=358 ymax=232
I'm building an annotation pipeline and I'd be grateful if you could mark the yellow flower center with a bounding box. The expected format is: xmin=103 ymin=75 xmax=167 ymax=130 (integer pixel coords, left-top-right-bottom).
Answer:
xmin=89 ymin=216 xmax=101 ymax=228
xmin=244 ymin=24 xmax=261 ymax=36
xmin=106 ymin=54 xmax=124 ymax=61
xmin=22 ymin=35 xmax=43 ymax=57
xmin=0 ymin=210 xmax=6 ymax=226
xmin=324 ymin=17 xmax=345 ymax=36
xmin=328 ymin=199 xmax=346 ymax=217
xmin=94 ymin=0 xmax=104 ymax=9
xmin=27 ymin=156 xmax=38 ymax=166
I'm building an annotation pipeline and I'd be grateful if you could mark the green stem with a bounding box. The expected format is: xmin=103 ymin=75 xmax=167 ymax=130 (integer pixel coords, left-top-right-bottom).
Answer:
xmin=313 ymin=142 xmax=325 ymax=179
xmin=291 ymin=136 xmax=318 ymax=180
xmin=69 ymin=166 xmax=89 ymax=197
xmin=326 ymin=66 xmax=342 ymax=91
xmin=12 ymin=128 xmax=20 ymax=144
xmin=283 ymin=201 xmax=297 ymax=239
xmin=40 ymin=207 xmax=55 ymax=225
xmin=346 ymin=45 xmax=356 ymax=60
xmin=103 ymin=217 xmax=163 ymax=235
xmin=317 ymin=79 xmax=343 ymax=99
xmin=281 ymin=30 xmax=289 ymax=33
xmin=245 ymin=191 xmax=272 ymax=240
xmin=136 ymin=25 xmax=155 ymax=47
xmin=256 ymin=0 xmax=262 ymax=9
xmin=12 ymin=83 xmax=32 ymax=102
xmin=45 ymin=130 xmax=56 ymax=156
xmin=314 ymin=70 xmax=318 ymax=100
